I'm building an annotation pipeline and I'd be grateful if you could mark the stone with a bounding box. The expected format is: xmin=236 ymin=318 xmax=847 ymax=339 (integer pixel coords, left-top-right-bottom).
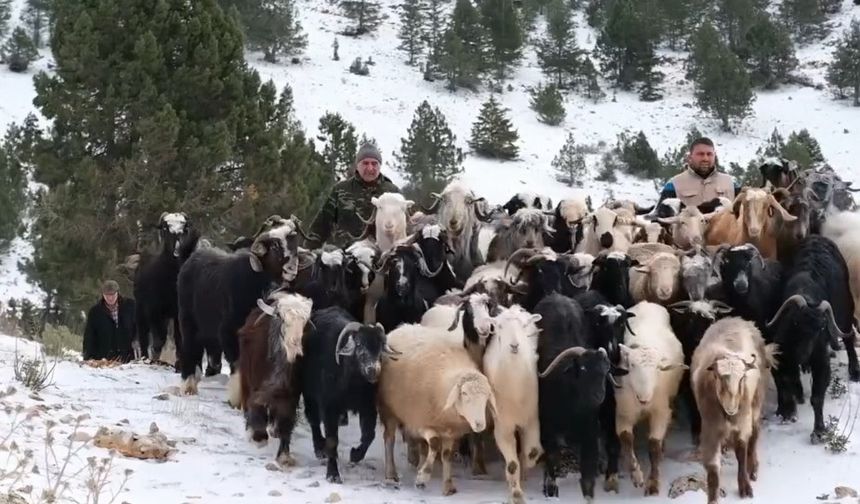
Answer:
xmin=324 ymin=493 xmax=342 ymax=503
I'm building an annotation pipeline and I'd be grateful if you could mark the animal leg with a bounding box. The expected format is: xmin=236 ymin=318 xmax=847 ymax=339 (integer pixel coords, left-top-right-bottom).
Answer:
xmin=747 ymin=422 xmax=760 ymax=481
xmin=150 ymin=317 xmax=169 ymax=363
xmin=179 ymin=329 xmax=203 ymax=395
xmin=416 ymin=435 xmax=440 ymax=490
xmin=493 ymin=423 xmax=524 ymax=504
xmin=406 ymin=435 xmax=421 ymax=468
xmin=274 ymin=387 xmax=302 ymax=466
xmin=245 ymin=404 xmax=269 ymax=447
xmin=601 ymin=395 xmax=621 ymax=492
xmin=171 ymin=317 xmax=183 ymax=372
xmin=773 ymin=364 xmax=798 ymax=422
xmin=682 ymin=377 xmax=701 ymax=446
xmin=619 ymin=430 xmax=643 ymax=488
xmin=579 ymin=414 xmax=600 ymax=501
xmin=381 ymin=413 xmax=399 ymax=482
xmin=645 ymin=406 xmax=672 ymax=496
xmin=700 ymin=426 xmax=722 ymax=504
xmin=302 ymin=395 xmax=325 ymax=460
xmin=350 ymin=403 xmax=377 ymax=463
xmin=470 ymin=432 xmax=488 ymax=476
xmin=520 ymin=419 xmax=543 ymax=472
xmin=323 ymin=406 xmax=343 ymax=483
xmin=844 ymin=333 xmax=860 ymax=382
xmin=734 ymin=434 xmax=753 ymax=498
xmin=541 ymin=436 xmax=560 ymax=498
xmin=810 ymin=358 xmax=831 ymax=443
xmin=440 ymin=438 xmax=458 ymax=497
xmin=135 ymin=306 xmax=150 ymax=361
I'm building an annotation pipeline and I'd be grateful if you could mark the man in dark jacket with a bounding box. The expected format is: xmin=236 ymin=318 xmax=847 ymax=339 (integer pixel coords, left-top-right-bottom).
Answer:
xmin=82 ymin=280 xmax=136 ymax=362
xmin=306 ymin=142 xmax=401 ymax=249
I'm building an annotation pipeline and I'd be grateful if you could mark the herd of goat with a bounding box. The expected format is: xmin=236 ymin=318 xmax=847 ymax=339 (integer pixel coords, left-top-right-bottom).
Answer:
xmin=126 ymin=159 xmax=860 ymax=503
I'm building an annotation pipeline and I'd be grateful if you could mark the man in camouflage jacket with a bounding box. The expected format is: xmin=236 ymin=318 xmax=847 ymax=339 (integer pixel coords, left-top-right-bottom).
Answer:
xmin=306 ymin=142 xmax=401 ymax=249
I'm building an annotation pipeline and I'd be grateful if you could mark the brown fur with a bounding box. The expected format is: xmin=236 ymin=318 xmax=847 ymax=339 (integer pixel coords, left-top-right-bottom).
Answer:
xmin=705 ymin=189 xmax=795 ymax=260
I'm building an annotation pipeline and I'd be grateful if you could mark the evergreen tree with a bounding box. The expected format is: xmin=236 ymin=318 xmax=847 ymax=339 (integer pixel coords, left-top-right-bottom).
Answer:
xmin=595 ymin=0 xmax=661 ymax=93
xmin=439 ymin=0 xmax=486 ymax=89
xmin=20 ymin=0 xmax=51 ymax=48
xmin=0 ymin=121 xmax=30 ymax=251
xmin=0 ymin=0 xmax=12 ymax=39
xmin=827 ymin=20 xmax=860 ymax=106
xmin=745 ymin=13 xmax=797 ymax=89
xmin=782 ymin=129 xmax=825 ymax=169
xmin=480 ymin=0 xmax=522 ymax=81
xmin=659 ymin=0 xmax=704 ymax=50
xmin=1 ymin=26 xmax=38 ymax=72
xmin=23 ymin=0 xmax=327 ymax=313
xmin=469 ymin=95 xmax=519 ymax=159
xmin=397 ymin=0 xmax=425 ymax=65
xmin=638 ymin=52 xmax=664 ymax=101
xmin=422 ymin=0 xmax=450 ymax=75
xmin=579 ymin=56 xmax=605 ymax=101
xmin=235 ymin=0 xmax=307 ymax=63
xmin=536 ymin=0 xmax=581 ymax=89
xmin=317 ymin=112 xmax=359 ymax=180
xmin=714 ymin=0 xmax=767 ymax=56
xmin=619 ymin=131 xmax=661 ymax=178
xmin=553 ymin=132 xmax=587 ymax=186
xmin=529 ymin=82 xmax=566 ymax=125
xmin=689 ymin=22 xmax=755 ymax=130
xmin=393 ymin=101 xmax=463 ymax=191
xmin=586 ymin=0 xmax=608 ymax=28
xmin=780 ymin=0 xmax=826 ymax=41
xmin=340 ymin=0 xmax=383 ymax=36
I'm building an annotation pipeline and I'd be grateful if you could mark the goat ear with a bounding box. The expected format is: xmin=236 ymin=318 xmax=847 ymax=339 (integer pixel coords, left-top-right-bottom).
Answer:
xmin=249 ymin=254 xmax=264 ymax=272
xmin=371 ymin=196 xmax=380 ymax=207
xmin=633 ymin=265 xmax=650 ymax=273
xmin=256 ymin=298 xmax=275 ymax=316
xmin=404 ymin=199 xmax=415 ymax=210
xmin=443 ymin=381 xmax=460 ymax=412
xmin=660 ymin=362 xmax=689 ymax=371
xmin=337 ymin=334 xmax=356 ymax=359
xmin=529 ymin=314 xmax=543 ymax=325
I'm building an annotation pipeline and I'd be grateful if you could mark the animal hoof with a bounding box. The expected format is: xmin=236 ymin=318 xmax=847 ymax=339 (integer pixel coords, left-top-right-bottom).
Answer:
xmin=632 ymin=469 xmax=644 ymax=488
xmin=645 ymin=479 xmax=660 ymax=496
xmin=415 ymin=482 xmax=426 ymax=490
xmin=349 ymin=447 xmax=364 ymax=464
xmin=442 ymin=484 xmax=457 ymax=496
xmin=810 ymin=430 xmax=827 ymax=444
xmin=850 ymin=369 xmax=860 ymax=382
xmin=179 ymin=377 xmax=198 ymax=396
xmin=326 ymin=474 xmax=342 ymax=484
xmin=543 ymin=483 xmax=558 ymax=498
xmin=277 ymin=453 xmax=297 ymax=467
xmin=604 ymin=474 xmax=619 ymax=493
xmin=739 ymin=480 xmax=753 ymax=498
xmin=749 ymin=470 xmax=758 ymax=482
xmin=314 ymin=449 xmax=326 ymax=460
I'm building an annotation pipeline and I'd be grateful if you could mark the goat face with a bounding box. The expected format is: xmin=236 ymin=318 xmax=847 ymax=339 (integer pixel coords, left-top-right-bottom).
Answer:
xmin=707 ymin=354 xmax=757 ymax=417
xmin=512 ymin=209 xmax=549 ymax=249
xmin=659 ymin=207 xmax=708 ymax=248
xmin=781 ymin=194 xmax=812 ymax=242
xmin=258 ymin=292 xmax=314 ymax=363
xmin=718 ymin=245 xmax=763 ymax=297
xmin=759 ymin=158 xmax=797 ymax=189
xmin=373 ymin=193 xmax=413 ymax=239
xmin=417 ymin=225 xmax=448 ymax=275
xmin=432 ymin=182 xmax=479 ymax=236
xmin=383 ymin=249 xmax=418 ymax=298
xmin=681 ymin=251 xmax=712 ymax=301
xmin=336 ymin=322 xmax=394 ymax=384
xmin=669 ymin=300 xmax=732 ymax=357
xmin=588 ymin=304 xmax=631 ymax=361
xmin=158 ymin=212 xmax=192 ymax=258
xmin=458 ymin=293 xmax=497 ymax=346
xmin=491 ymin=305 xmax=541 ymax=356
xmin=767 ymin=294 xmax=848 ymax=360
xmin=250 ymin=220 xmax=301 ymax=281
xmin=732 ymin=189 xmax=796 ymax=239
xmin=541 ymin=347 xmax=612 ymax=408
xmin=317 ymin=248 xmax=347 ymax=299
xmin=619 ymin=344 xmax=686 ymax=405
xmin=634 ymin=253 xmax=681 ymax=302
xmin=345 ymin=240 xmax=378 ymax=292
xmin=592 ymin=207 xmax=619 ymax=249
xmin=444 ymin=373 xmax=497 ymax=432
xmin=592 ymin=252 xmax=637 ymax=303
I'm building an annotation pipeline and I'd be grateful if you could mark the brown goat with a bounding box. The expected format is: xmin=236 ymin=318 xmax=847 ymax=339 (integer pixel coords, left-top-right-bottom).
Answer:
xmin=704 ymin=188 xmax=797 ymax=259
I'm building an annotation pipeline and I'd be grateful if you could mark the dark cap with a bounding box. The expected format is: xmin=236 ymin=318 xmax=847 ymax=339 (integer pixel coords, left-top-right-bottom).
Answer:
xmin=355 ymin=142 xmax=382 ymax=164
xmin=101 ymin=280 xmax=119 ymax=294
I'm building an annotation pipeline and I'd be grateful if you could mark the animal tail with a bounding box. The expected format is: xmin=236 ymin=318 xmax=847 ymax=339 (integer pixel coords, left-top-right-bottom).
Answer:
xmin=764 ymin=343 xmax=781 ymax=371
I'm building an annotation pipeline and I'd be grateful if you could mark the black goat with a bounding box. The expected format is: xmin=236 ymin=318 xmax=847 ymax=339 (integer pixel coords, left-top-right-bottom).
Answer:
xmin=503 ymin=248 xmax=582 ymax=311
xmin=375 ymin=244 xmax=444 ymax=332
xmin=766 ymin=235 xmax=859 ymax=441
xmin=534 ymin=293 xmax=623 ymax=500
xmin=177 ymin=216 xmax=314 ymax=400
xmin=301 ymin=307 xmax=397 ymax=483
xmin=590 ymin=251 xmax=637 ymax=308
xmin=759 ymin=158 xmax=799 ymax=189
xmin=502 ymin=192 xmax=553 ymax=215
xmin=668 ymin=299 xmax=733 ymax=445
xmin=133 ymin=212 xmax=200 ymax=368
xmin=716 ymin=244 xmax=783 ymax=330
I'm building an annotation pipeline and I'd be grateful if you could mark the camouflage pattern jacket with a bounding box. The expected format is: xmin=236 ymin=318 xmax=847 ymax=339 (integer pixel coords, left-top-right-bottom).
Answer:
xmin=306 ymin=172 xmax=401 ymax=249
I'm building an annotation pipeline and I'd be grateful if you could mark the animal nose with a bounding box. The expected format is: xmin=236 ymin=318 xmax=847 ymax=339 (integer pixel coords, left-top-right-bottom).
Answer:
xmin=600 ymin=232 xmax=614 ymax=248
xmin=525 ymin=240 xmax=535 ymax=247
xmin=748 ymin=226 xmax=761 ymax=238
xmin=733 ymin=278 xmax=749 ymax=294
xmin=510 ymin=344 xmax=519 ymax=354
xmin=691 ymin=235 xmax=703 ymax=245
xmin=473 ymin=421 xmax=485 ymax=432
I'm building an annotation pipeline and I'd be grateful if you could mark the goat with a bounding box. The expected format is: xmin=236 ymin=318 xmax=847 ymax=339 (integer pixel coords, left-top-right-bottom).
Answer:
xmin=302 ymin=307 xmax=397 ymax=483
xmin=822 ymin=210 xmax=860 ymax=322
xmin=765 ymin=236 xmax=858 ymax=441
xmin=504 ymin=248 xmax=584 ymax=311
xmin=613 ymin=302 xmax=687 ymax=496
xmin=705 ymin=188 xmax=797 ymax=259
xmin=680 ymin=247 xmax=715 ymax=301
xmin=462 ymin=261 xmax=521 ymax=308
xmin=576 ymin=206 xmax=640 ymax=255
xmin=547 ymin=196 xmax=592 ymax=253
xmin=374 ymin=243 xmax=444 ymax=332
xmin=133 ymin=212 xmax=200 ymax=367
xmin=759 ymin=157 xmax=799 ymax=189
xmin=485 ymin=208 xmax=554 ymax=262
xmin=591 ymin=251 xmax=638 ymax=308
xmin=421 ymin=292 xmax=496 ymax=366
xmin=177 ymin=215 xmax=313 ymax=402
xmin=353 ymin=192 xmax=414 ymax=253
xmin=378 ymin=323 xmax=497 ymax=495
xmin=691 ymin=317 xmax=776 ymax=504
xmin=633 ymin=220 xmax=672 ymax=245
xmin=237 ymin=292 xmax=313 ymax=464
xmin=658 ymin=205 xmax=713 ymax=250
xmin=502 ymin=192 xmax=553 ymax=215
xmin=772 ymin=188 xmax=814 ymax=262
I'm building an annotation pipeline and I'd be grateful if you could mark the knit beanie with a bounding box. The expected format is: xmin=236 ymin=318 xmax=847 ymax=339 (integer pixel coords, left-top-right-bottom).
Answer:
xmin=355 ymin=142 xmax=382 ymax=164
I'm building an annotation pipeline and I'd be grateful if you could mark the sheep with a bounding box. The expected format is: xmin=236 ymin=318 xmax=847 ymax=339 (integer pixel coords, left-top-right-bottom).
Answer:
xmin=237 ymin=291 xmax=313 ymax=464
xmin=820 ymin=211 xmax=860 ymax=322
xmin=629 ymin=250 xmax=682 ymax=305
xmin=691 ymin=317 xmax=776 ymax=504
xmin=534 ymin=292 xmax=623 ymax=500
xmin=612 ymin=301 xmax=687 ymax=496
xmin=353 ymin=192 xmax=414 ymax=253
xmin=485 ymin=208 xmax=554 ymax=262
xmin=765 ymin=235 xmax=858 ymax=440
xmin=576 ymin=206 xmax=640 ymax=256
xmin=482 ymin=304 xmax=543 ymax=504
xmin=378 ymin=323 xmax=497 ymax=495
xmin=177 ymin=215 xmax=313 ymax=401
xmin=133 ymin=212 xmax=200 ymax=366
xmin=704 ymin=188 xmax=797 ymax=259
xmin=301 ymin=307 xmax=397 ymax=483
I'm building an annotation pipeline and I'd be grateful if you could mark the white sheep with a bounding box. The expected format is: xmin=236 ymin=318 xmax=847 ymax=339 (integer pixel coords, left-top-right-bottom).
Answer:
xmin=483 ymin=305 xmax=543 ymax=504
xmin=629 ymin=250 xmax=682 ymax=304
xmin=613 ymin=301 xmax=687 ymax=496
xmin=378 ymin=324 xmax=497 ymax=496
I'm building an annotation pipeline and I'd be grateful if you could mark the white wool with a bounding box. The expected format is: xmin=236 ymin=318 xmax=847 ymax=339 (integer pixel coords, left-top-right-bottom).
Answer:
xmin=598 ymin=304 xmax=623 ymax=324
xmin=162 ymin=213 xmax=187 ymax=234
xmin=608 ymin=251 xmax=628 ymax=260
xmin=269 ymin=292 xmax=314 ymax=362
xmin=421 ymin=224 xmax=442 ymax=240
xmin=661 ymin=198 xmax=683 ymax=216
xmin=682 ymin=253 xmax=709 ymax=273
xmin=347 ymin=240 xmax=377 ymax=267
xmin=730 ymin=243 xmax=758 ymax=252
xmin=689 ymin=300 xmax=717 ymax=319
xmin=320 ymin=249 xmax=345 ymax=267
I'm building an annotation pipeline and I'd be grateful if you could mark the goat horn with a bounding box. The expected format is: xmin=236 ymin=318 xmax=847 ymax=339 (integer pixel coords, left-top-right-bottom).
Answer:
xmin=291 ymin=215 xmax=319 ymax=243
xmin=335 ymin=322 xmax=363 ymax=365
xmin=539 ymin=346 xmax=588 ymax=378
xmin=419 ymin=197 xmax=441 ymax=214
xmin=159 ymin=212 xmax=168 ymax=224
xmin=504 ymin=248 xmax=539 ymax=278
xmin=374 ymin=248 xmax=397 ymax=273
xmin=256 ymin=298 xmax=275 ymax=318
xmin=818 ymin=301 xmax=851 ymax=349
xmin=608 ymin=372 xmax=622 ymax=388
xmin=766 ymin=294 xmax=809 ymax=328
xmin=711 ymin=300 xmax=733 ymax=313
xmin=767 ymin=194 xmax=798 ymax=222
xmin=448 ymin=301 xmax=467 ymax=331
xmin=413 ymin=243 xmax=445 ymax=278
xmin=668 ymin=300 xmax=693 ymax=312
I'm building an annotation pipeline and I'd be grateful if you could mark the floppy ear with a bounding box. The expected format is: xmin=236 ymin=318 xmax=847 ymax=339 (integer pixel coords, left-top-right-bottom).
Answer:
xmin=443 ymin=381 xmax=460 ymax=412
xmin=529 ymin=314 xmax=543 ymax=325
xmin=633 ymin=265 xmax=650 ymax=273
xmin=660 ymin=362 xmax=689 ymax=371
xmin=249 ymin=255 xmax=264 ymax=272
xmin=371 ymin=196 xmax=380 ymax=207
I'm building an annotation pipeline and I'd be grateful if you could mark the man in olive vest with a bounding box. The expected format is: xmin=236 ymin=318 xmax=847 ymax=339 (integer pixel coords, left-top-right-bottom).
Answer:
xmin=306 ymin=142 xmax=401 ymax=249
xmin=659 ymin=137 xmax=738 ymax=208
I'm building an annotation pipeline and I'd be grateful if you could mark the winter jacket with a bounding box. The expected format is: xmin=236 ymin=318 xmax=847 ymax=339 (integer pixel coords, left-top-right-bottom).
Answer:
xmin=659 ymin=166 xmax=738 ymax=208
xmin=306 ymin=172 xmax=401 ymax=249
xmin=82 ymin=296 xmax=136 ymax=362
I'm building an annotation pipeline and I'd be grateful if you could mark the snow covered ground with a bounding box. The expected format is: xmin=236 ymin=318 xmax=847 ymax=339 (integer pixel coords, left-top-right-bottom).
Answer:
xmin=2 ymin=332 xmax=860 ymax=504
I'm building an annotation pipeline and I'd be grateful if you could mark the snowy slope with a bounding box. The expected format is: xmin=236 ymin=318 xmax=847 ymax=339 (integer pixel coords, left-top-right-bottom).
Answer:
xmin=2 ymin=332 xmax=860 ymax=503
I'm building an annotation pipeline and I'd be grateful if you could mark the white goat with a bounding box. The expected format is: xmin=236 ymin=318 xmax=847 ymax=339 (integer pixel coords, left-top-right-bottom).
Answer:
xmin=370 ymin=192 xmax=414 ymax=252
xmin=483 ymin=305 xmax=543 ymax=504
xmin=576 ymin=206 xmax=639 ymax=255
xmin=614 ymin=301 xmax=686 ymax=495
xmin=658 ymin=206 xmax=713 ymax=250
xmin=821 ymin=211 xmax=860 ymax=321
xmin=378 ymin=324 xmax=498 ymax=496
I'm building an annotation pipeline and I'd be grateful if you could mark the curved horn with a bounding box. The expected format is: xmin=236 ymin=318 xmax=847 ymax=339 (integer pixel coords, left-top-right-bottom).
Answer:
xmin=420 ymin=195 xmax=442 ymax=214
xmin=711 ymin=300 xmax=734 ymax=313
xmin=818 ymin=300 xmax=853 ymax=342
xmin=767 ymin=194 xmax=798 ymax=222
xmin=710 ymin=244 xmax=732 ymax=278
xmin=668 ymin=300 xmax=693 ymax=312
xmin=539 ymin=346 xmax=588 ymax=378
xmin=505 ymin=248 xmax=540 ymax=278
xmin=731 ymin=189 xmax=748 ymax=215
xmin=335 ymin=322 xmax=363 ymax=365
xmin=766 ymin=294 xmax=808 ymax=328
xmin=448 ymin=300 xmax=467 ymax=331
xmin=634 ymin=203 xmax=655 ymax=215
xmin=413 ymin=243 xmax=445 ymax=278
xmin=290 ymin=215 xmax=319 ymax=243
xmin=374 ymin=247 xmax=398 ymax=273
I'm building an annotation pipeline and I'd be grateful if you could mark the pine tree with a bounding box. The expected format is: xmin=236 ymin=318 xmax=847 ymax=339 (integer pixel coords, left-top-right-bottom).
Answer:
xmin=23 ymin=0 xmax=327 ymax=313
xmin=619 ymin=131 xmax=661 ymax=178
xmin=659 ymin=0 xmax=705 ymax=50
xmin=827 ymin=20 xmax=860 ymax=106
xmin=236 ymin=0 xmax=307 ymax=63
xmin=20 ymin=0 xmax=52 ymax=48
xmin=745 ymin=13 xmax=797 ymax=89
xmin=579 ymin=56 xmax=605 ymax=101
xmin=782 ymin=129 xmax=825 ymax=169
xmin=595 ymin=0 xmax=661 ymax=92
xmin=340 ymin=0 xmax=383 ymax=36
xmin=393 ymin=101 xmax=463 ymax=190
xmin=0 ymin=121 xmax=29 ymax=251
xmin=637 ymin=50 xmax=664 ymax=101
xmin=398 ymin=0 xmax=425 ymax=65
xmin=1 ymin=26 xmax=39 ymax=72
xmin=780 ymin=0 xmax=826 ymax=41
xmin=439 ymin=0 xmax=486 ymax=89
xmin=469 ymin=95 xmax=519 ymax=159
xmin=0 ymin=0 xmax=12 ymax=39
xmin=714 ymin=0 xmax=767 ymax=56
xmin=689 ymin=22 xmax=755 ymax=130
xmin=553 ymin=132 xmax=587 ymax=186
xmin=529 ymin=82 xmax=566 ymax=125
xmin=422 ymin=0 xmax=450 ymax=75
xmin=480 ymin=0 xmax=522 ymax=81
xmin=317 ymin=112 xmax=359 ymax=180
xmin=536 ymin=0 xmax=581 ymax=89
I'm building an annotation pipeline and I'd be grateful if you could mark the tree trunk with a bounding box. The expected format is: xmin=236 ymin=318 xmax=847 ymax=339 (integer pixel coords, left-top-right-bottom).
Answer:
xmin=264 ymin=48 xmax=277 ymax=64
xmin=854 ymin=77 xmax=859 ymax=106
